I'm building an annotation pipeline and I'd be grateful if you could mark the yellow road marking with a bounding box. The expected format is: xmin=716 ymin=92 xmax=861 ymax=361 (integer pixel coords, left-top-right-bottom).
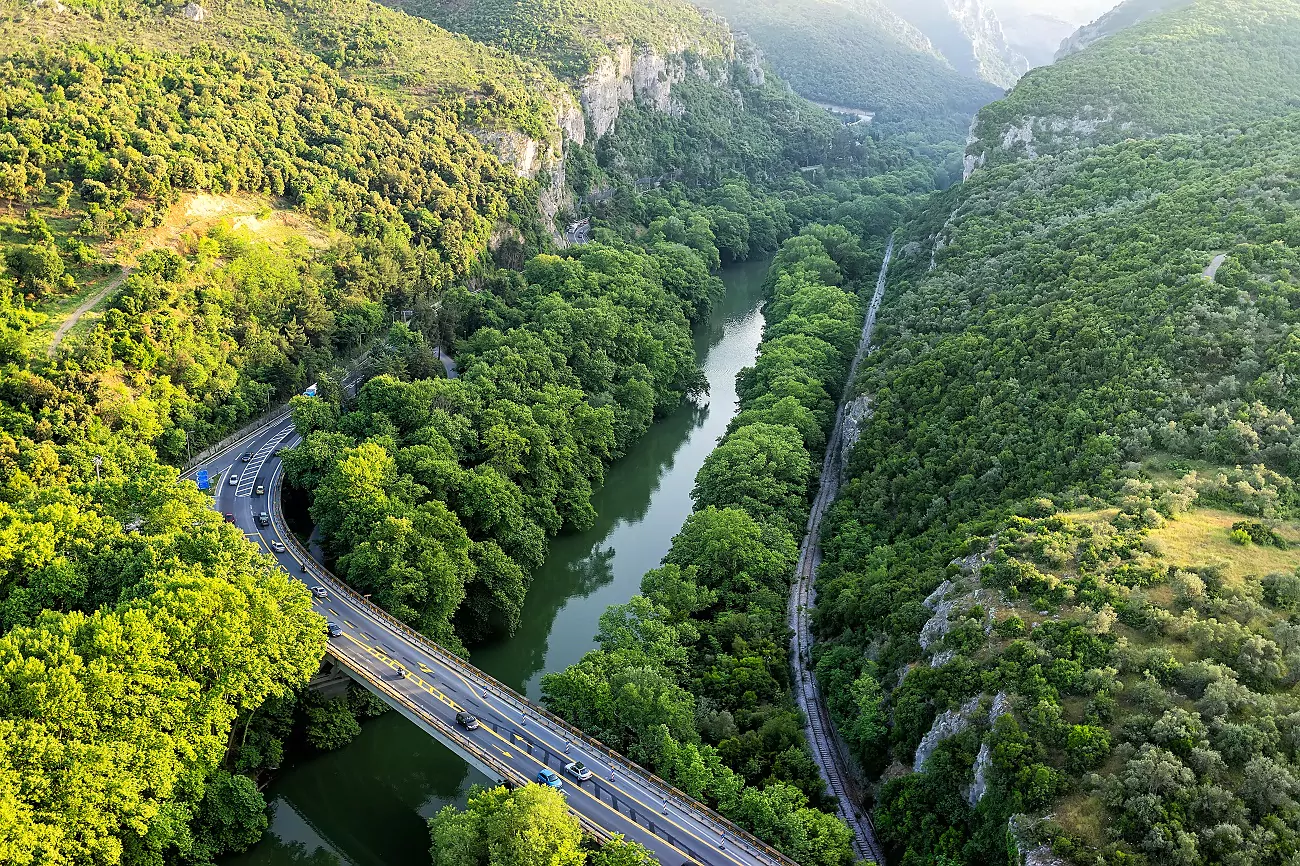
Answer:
xmin=264 ymin=472 xmax=733 ymax=866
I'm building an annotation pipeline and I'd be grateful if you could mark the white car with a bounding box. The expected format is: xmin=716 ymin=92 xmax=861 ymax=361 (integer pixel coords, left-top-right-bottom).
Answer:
xmin=270 ymin=540 xmax=286 ymax=553
xmin=564 ymin=761 xmax=592 ymax=782
xmin=228 ymin=474 xmax=238 ymax=486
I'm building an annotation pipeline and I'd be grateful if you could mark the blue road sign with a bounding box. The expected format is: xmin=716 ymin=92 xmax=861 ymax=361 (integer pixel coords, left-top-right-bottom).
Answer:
xmin=196 ymin=470 xmax=210 ymax=490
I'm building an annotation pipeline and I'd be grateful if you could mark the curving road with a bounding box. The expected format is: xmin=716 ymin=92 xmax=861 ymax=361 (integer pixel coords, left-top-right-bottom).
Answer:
xmin=184 ymin=418 xmax=797 ymax=866
xmin=788 ymin=239 xmax=893 ymax=865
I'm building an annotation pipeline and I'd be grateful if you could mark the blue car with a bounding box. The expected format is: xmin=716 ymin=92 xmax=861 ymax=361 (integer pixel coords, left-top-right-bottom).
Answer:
xmin=536 ymin=769 xmax=563 ymax=788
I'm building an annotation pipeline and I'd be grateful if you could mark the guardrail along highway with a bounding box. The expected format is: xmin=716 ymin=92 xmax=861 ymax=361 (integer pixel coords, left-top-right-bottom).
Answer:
xmin=184 ymin=416 xmax=803 ymax=866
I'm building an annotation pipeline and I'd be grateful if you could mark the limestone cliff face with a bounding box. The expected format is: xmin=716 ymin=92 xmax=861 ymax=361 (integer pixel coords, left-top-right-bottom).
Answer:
xmin=578 ymin=38 xmax=732 ymax=138
xmin=479 ymin=39 xmax=732 ymax=241
xmin=885 ymin=0 xmax=1028 ymax=89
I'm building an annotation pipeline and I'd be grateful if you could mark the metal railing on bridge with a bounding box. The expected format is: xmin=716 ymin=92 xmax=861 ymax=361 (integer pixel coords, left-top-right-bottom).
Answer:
xmin=270 ymin=473 xmax=801 ymax=866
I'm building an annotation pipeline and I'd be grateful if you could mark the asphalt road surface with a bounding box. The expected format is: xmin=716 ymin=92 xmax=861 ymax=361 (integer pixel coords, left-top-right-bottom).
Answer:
xmin=184 ymin=417 xmax=797 ymax=866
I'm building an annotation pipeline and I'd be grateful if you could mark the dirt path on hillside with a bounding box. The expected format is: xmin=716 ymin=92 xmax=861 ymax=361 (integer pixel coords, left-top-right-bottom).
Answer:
xmin=48 ymin=266 xmax=130 ymax=357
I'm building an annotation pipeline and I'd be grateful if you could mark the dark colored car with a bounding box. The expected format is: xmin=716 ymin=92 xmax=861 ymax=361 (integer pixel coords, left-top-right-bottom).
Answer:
xmin=222 ymin=512 xmax=236 ymax=523
xmin=256 ymin=512 xmax=270 ymax=527
xmin=456 ymin=711 xmax=480 ymax=730
xmin=240 ymin=451 xmax=253 ymax=462
xmin=326 ymin=621 xmax=342 ymax=638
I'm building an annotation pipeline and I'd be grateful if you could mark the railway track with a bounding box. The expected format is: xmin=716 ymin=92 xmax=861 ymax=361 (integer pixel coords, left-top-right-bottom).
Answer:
xmin=788 ymin=237 xmax=893 ymax=865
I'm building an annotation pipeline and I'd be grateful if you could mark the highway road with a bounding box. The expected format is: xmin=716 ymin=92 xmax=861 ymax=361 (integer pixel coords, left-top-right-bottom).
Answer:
xmin=183 ymin=417 xmax=799 ymax=866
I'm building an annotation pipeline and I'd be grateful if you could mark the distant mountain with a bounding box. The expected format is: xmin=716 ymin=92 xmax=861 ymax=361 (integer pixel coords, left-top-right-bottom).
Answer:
xmin=969 ymin=0 xmax=1300 ymax=170
xmin=1055 ymin=0 xmax=1195 ymax=59
xmin=883 ymin=0 xmax=1029 ymax=87
xmin=696 ymin=0 xmax=1004 ymax=141
xmin=985 ymin=0 xmax=1120 ymax=67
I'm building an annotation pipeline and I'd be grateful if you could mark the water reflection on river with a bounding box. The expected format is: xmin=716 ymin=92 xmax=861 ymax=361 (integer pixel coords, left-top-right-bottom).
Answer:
xmin=227 ymin=258 xmax=769 ymax=866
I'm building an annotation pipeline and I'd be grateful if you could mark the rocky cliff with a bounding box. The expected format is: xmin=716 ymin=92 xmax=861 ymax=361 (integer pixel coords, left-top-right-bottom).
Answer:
xmin=480 ymin=38 xmax=736 ymax=240
xmin=884 ymin=0 xmax=1028 ymax=88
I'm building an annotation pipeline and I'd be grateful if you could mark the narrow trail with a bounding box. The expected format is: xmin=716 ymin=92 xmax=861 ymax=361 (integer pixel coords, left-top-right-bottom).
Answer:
xmin=48 ymin=266 xmax=130 ymax=357
xmin=789 ymin=236 xmax=893 ymax=865
xmin=1204 ymin=253 xmax=1227 ymax=280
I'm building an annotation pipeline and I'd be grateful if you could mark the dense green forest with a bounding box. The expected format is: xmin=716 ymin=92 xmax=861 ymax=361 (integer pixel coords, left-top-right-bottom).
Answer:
xmin=0 ymin=0 xmax=948 ymax=856
xmin=696 ymin=0 xmax=1003 ymax=146
xmin=970 ymin=0 xmax=1300 ymax=165
xmin=814 ymin=1 xmax=1300 ymax=863
xmin=381 ymin=0 xmax=731 ymax=80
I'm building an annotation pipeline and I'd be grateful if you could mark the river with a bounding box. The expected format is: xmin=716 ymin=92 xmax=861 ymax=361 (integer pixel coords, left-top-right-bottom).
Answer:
xmin=227 ymin=258 xmax=770 ymax=866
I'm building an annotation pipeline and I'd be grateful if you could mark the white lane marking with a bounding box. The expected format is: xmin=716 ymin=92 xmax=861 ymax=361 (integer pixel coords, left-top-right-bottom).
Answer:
xmin=235 ymin=427 xmax=294 ymax=497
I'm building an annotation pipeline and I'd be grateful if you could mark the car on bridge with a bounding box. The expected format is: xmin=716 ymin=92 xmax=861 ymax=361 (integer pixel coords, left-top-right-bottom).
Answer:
xmin=311 ymin=585 xmax=327 ymax=599
xmin=536 ymin=769 xmax=563 ymax=788
xmin=326 ymin=621 xmax=342 ymax=638
xmin=256 ymin=512 xmax=270 ymax=527
xmin=270 ymin=540 xmax=286 ymax=553
xmin=564 ymin=760 xmax=591 ymax=781
xmin=456 ymin=711 xmax=480 ymax=730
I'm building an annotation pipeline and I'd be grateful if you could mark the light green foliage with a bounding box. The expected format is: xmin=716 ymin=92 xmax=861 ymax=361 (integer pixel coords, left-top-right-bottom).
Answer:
xmin=391 ymin=0 xmax=731 ymax=79
xmin=430 ymin=785 xmax=585 ymax=866
xmin=543 ymin=227 xmax=883 ymax=866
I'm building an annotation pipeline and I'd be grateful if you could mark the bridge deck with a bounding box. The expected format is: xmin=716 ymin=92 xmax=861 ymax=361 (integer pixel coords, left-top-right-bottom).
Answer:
xmin=185 ymin=415 xmax=801 ymax=866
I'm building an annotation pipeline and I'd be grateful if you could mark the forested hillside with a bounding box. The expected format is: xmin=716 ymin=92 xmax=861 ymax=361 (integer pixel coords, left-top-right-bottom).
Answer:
xmin=697 ymin=0 xmax=1003 ymax=144
xmin=382 ymin=0 xmax=732 ymax=79
xmin=817 ymin=1 xmax=1300 ymax=863
xmin=1055 ymin=0 xmax=1194 ymax=60
xmin=969 ymin=0 xmax=1300 ymax=166
xmin=0 ymin=0 xmax=950 ymax=857
xmin=881 ymin=0 xmax=1027 ymax=88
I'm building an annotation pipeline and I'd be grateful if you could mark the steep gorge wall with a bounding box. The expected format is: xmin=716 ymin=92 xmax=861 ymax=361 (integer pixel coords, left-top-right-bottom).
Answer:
xmin=483 ymin=39 xmax=739 ymax=238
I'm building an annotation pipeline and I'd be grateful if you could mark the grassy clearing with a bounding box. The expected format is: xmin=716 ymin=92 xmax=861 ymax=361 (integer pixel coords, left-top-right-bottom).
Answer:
xmin=1147 ymin=507 xmax=1300 ymax=584
xmin=144 ymin=194 xmax=338 ymax=253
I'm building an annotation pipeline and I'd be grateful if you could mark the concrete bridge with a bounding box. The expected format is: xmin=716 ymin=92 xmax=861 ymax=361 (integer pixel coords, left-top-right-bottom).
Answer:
xmin=185 ymin=417 xmax=804 ymax=866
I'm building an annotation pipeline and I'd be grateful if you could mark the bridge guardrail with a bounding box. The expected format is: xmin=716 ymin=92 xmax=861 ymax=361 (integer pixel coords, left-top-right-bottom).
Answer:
xmin=270 ymin=470 xmax=801 ymax=866
xmin=329 ymin=650 xmax=620 ymax=843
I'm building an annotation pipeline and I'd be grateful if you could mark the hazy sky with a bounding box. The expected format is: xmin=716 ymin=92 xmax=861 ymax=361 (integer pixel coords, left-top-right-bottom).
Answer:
xmin=987 ymin=0 xmax=1119 ymax=25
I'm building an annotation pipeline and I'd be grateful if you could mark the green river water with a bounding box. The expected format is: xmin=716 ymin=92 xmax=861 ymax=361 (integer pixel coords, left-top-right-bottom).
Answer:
xmin=227 ymin=259 xmax=770 ymax=866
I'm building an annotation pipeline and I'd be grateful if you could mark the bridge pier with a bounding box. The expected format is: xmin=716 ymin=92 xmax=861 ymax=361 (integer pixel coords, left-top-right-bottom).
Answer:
xmin=307 ymin=655 xmax=353 ymax=699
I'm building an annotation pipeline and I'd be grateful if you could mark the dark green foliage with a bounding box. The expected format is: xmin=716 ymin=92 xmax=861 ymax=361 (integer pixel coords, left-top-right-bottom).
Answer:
xmin=387 ymin=0 xmax=730 ymax=79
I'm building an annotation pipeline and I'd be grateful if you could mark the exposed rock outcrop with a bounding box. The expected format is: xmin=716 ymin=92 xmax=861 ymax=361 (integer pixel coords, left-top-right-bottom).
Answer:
xmin=914 ymin=695 xmax=981 ymax=770
xmin=885 ymin=0 xmax=1028 ymax=88
xmin=182 ymin=1 xmax=207 ymax=21
xmin=1009 ymin=814 xmax=1070 ymax=866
